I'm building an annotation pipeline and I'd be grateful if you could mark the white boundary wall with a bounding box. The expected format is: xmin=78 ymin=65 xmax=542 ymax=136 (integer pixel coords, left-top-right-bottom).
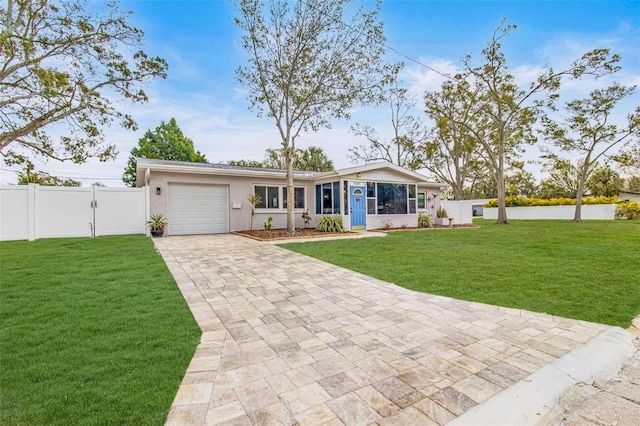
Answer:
xmin=439 ymin=200 xmax=474 ymax=225
xmin=483 ymin=204 xmax=617 ymax=220
xmin=0 ymin=184 xmax=148 ymax=241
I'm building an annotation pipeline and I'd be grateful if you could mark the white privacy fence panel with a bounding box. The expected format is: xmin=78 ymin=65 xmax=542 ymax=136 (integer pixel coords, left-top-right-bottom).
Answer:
xmin=36 ymin=186 xmax=94 ymax=239
xmin=0 ymin=186 xmax=30 ymax=241
xmin=95 ymin=187 xmax=146 ymax=236
xmin=440 ymin=200 xmax=474 ymax=224
xmin=483 ymin=204 xmax=617 ymax=220
xmin=0 ymin=184 xmax=148 ymax=241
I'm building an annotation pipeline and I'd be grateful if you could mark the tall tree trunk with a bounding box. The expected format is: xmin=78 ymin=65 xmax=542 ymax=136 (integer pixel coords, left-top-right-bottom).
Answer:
xmin=573 ymin=185 xmax=583 ymax=222
xmin=454 ymin=158 xmax=463 ymax=200
xmin=285 ymin=142 xmax=295 ymax=235
xmin=573 ymin=158 xmax=590 ymax=223
xmin=495 ymin=133 xmax=508 ymax=224
xmin=496 ymin=170 xmax=508 ymax=224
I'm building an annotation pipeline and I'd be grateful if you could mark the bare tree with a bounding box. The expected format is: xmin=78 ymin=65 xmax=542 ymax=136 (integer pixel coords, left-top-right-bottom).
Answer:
xmin=234 ymin=0 xmax=394 ymax=234
xmin=349 ymin=81 xmax=425 ymax=170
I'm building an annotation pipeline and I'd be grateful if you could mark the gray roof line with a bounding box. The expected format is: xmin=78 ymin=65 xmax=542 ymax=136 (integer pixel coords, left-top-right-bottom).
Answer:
xmin=135 ymin=158 xmax=325 ymax=177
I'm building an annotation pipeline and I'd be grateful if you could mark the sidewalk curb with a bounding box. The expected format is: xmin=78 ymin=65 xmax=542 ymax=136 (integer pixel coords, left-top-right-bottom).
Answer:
xmin=446 ymin=327 xmax=637 ymax=426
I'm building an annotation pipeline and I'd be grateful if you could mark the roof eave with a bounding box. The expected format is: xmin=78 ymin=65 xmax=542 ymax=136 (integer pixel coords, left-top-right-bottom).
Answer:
xmin=135 ymin=160 xmax=319 ymax=180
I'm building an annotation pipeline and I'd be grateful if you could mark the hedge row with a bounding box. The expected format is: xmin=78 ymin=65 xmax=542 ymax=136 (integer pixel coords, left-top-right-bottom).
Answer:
xmin=615 ymin=201 xmax=640 ymax=220
xmin=484 ymin=196 xmax=619 ymax=208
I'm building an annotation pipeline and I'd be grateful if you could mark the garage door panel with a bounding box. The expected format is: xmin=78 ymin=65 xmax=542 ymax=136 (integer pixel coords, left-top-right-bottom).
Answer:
xmin=168 ymin=184 xmax=229 ymax=235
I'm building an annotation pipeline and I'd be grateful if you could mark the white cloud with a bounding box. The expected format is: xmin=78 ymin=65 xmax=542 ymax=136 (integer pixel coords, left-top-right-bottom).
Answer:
xmin=163 ymin=47 xmax=200 ymax=78
xmin=402 ymin=57 xmax=459 ymax=96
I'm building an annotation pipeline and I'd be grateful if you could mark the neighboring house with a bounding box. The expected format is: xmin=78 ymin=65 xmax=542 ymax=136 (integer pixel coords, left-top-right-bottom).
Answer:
xmin=618 ymin=190 xmax=640 ymax=203
xmin=135 ymin=158 xmax=445 ymax=235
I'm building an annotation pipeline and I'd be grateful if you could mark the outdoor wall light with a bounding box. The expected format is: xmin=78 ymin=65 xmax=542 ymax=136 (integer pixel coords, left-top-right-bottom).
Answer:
xmin=356 ymin=172 xmax=362 ymax=178
xmin=156 ymin=187 xmax=161 ymax=195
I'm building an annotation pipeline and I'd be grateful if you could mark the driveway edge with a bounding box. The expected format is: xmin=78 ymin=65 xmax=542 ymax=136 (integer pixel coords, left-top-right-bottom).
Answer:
xmin=447 ymin=327 xmax=637 ymax=426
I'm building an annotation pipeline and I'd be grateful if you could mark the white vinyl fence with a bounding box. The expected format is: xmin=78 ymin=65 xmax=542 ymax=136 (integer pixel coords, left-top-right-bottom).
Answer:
xmin=0 ymin=184 xmax=149 ymax=241
xmin=483 ymin=204 xmax=617 ymax=220
xmin=439 ymin=200 xmax=475 ymax=225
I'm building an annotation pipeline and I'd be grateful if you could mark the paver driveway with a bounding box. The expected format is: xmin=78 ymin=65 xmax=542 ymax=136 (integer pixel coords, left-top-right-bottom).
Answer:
xmin=155 ymin=235 xmax=610 ymax=425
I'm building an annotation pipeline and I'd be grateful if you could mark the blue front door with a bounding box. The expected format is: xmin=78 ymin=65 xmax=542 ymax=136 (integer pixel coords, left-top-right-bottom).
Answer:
xmin=350 ymin=186 xmax=366 ymax=230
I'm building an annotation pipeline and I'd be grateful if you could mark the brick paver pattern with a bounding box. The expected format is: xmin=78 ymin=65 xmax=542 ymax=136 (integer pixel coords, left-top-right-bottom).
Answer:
xmin=155 ymin=235 xmax=610 ymax=426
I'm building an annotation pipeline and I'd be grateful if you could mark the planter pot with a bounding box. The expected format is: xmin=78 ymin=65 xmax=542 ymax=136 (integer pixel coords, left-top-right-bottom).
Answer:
xmin=435 ymin=218 xmax=452 ymax=226
xmin=150 ymin=228 xmax=165 ymax=237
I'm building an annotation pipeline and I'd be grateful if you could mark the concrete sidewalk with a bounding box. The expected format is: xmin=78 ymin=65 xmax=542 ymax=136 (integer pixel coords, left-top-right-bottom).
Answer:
xmin=154 ymin=234 xmax=638 ymax=425
xmin=449 ymin=328 xmax=638 ymax=425
xmin=541 ymin=325 xmax=640 ymax=426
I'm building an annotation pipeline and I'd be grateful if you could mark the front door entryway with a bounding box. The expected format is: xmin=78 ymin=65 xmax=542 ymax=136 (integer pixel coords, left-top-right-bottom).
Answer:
xmin=350 ymin=186 xmax=366 ymax=230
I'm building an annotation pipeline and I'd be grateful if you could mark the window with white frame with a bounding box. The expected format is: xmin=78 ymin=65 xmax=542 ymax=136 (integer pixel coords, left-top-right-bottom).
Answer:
xmin=254 ymin=186 xmax=305 ymax=210
xmin=254 ymin=185 xmax=279 ymax=209
xmin=315 ymin=182 xmax=341 ymax=214
xmin=408 ymin=184 xmax=417 ymax=213
xmin=366 ymin=182 xmax=418 ymax=215
xmin=417 ymin=192 xmax=426 ymax=209
xmin=283 ymin=187 xmax=306 ymax=209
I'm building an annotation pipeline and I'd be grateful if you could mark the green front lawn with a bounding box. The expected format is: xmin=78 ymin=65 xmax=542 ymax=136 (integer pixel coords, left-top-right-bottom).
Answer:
xmin=283 ymin=219 xmax=640 ymax=328
xmin=0 ymin=236 xmax=200 ymax=426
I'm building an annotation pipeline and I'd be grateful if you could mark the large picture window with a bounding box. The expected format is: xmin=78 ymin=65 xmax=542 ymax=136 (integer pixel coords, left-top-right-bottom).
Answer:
xmin=366 ymin=182 xmax=418 ymax=215
xmin=315 ymin=182 xmax=341 ymax=214
xmin=377 ymin=183 xmax=407 ymax=214
xmin=254 ymin=186 xmax=305 ymax=210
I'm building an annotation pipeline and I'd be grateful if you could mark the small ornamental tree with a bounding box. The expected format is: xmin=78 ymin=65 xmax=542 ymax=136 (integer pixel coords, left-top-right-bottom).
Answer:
xmin=247 ymin=193 xmax=261 ymax=230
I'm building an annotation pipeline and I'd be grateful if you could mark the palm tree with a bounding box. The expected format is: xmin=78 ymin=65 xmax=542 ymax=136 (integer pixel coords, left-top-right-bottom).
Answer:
xmin=299 ymin=146 xmax=334 ymax=172
xmin=247 ymin=193 xmax=262 ymax=230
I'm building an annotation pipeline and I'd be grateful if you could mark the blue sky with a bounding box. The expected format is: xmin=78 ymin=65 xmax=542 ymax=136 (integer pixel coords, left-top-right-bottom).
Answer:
xmin=2 ymin=0 xmax=639 ymax=186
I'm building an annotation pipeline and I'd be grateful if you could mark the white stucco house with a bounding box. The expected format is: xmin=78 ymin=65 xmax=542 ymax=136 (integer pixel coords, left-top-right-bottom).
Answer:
xmin=135 ymin=158 xmax=446 ymax=235
xmin=619 ymin=190 xmax=640 ymax=203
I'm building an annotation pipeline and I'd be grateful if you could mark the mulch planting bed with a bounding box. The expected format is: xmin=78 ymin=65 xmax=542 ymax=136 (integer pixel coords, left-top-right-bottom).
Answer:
xmin=232 ymin=228 xmax=358 ymax=241
xmin=374 ymin=224 xmax=478 ymax=233
xmin=233 ymin=224 xmax=478 ymax=241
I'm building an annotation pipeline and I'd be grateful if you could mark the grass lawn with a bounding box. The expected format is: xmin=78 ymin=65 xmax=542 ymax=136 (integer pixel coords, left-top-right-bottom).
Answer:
xmin=283 ymin=219 xmax=640 ymax=328
xmin=0 ymin=235 xmax=201 ymax=426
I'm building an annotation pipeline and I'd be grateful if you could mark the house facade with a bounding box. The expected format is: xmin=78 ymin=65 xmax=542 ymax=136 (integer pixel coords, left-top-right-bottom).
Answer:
xmin=135 ymin=158 xmax=445 ymax=235
xmin=619 ymin=190 xmax=640 ymax=203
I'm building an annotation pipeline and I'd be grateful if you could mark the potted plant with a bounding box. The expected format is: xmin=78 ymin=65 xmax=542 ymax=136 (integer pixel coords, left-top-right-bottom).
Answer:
xmin=435 ymin=206 xmax=450 ymax=226
xmin=301 ymin=210 xmax=311 ymax=228
xmin=147 ymin=214 xmax=167 ymax=237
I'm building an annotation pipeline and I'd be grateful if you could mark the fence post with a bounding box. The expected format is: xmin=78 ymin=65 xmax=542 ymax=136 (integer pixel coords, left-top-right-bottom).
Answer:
xmin=28 ymin=183 xmax=37 ymax=241
xmin=91 ymin=185 xmax=96 ymax=237
xmin=144 ymin=185 xmax=150 ymax=237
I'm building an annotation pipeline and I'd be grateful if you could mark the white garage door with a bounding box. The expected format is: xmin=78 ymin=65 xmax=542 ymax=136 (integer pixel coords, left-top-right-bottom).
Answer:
xmin=168 ymin=184 xmax=229 ymax=235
